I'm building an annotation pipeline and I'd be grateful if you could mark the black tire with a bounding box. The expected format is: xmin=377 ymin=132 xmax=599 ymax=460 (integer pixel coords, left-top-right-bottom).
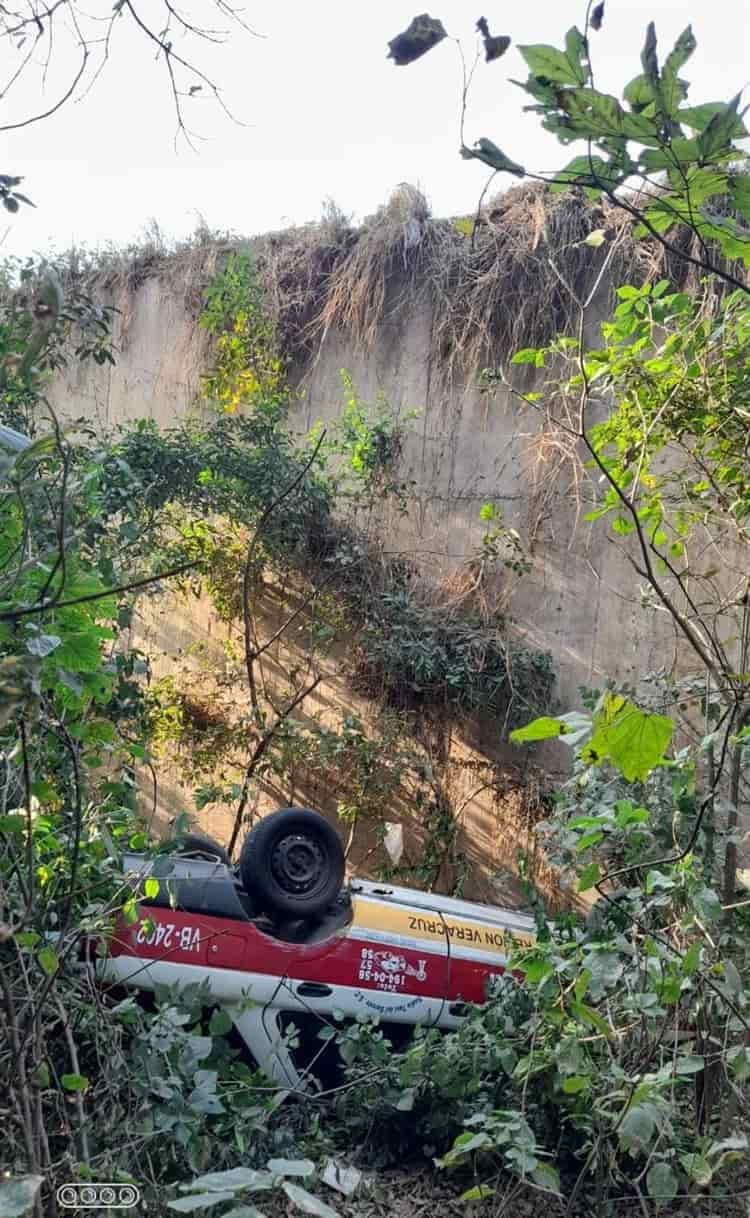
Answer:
xmin=239 ymin=808 xmax=345 ymax=919
xmin=174 ymin=832 xmax=231 ymax=865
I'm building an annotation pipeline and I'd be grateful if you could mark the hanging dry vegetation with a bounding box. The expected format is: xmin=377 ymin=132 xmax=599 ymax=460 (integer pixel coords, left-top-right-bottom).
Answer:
xmin=54 ymin=180 xmax=748 ymax=389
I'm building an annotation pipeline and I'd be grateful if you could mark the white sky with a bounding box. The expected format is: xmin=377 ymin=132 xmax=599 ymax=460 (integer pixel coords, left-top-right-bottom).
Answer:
xmin=3 ymin=0 xmax=749 ymax=257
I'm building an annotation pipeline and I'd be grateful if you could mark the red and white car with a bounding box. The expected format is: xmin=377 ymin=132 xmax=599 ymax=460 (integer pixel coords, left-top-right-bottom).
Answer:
xmin=100 ymin=809 xmax=536 ymax=1088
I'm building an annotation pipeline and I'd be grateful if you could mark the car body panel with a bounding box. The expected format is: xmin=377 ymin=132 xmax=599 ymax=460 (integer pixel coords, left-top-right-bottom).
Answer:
xmin=99 ymin=855 xmax=536 ymax=1088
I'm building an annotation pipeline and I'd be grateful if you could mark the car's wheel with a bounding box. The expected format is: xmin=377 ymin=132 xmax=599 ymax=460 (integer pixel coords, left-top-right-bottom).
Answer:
xmin=174 ymin=832 xmax=231 ymax=865
xmin=239 ymin=808 xmax=345 ymax=919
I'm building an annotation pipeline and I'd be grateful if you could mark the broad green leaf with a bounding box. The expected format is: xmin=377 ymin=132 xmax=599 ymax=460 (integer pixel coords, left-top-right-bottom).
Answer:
xmin=511 ymin=347 xmax=544 ymax=365
xmin=727 ymin=1045 xmax=749 ymax=1079
xmin=679 ymin=102 xmax=748 ymax=137
xmin=614 ymin=802 xmax=649 ymax=828
xmin=563 ymin=27 xmax=587 ymax=84
xmin=562 ymin=1075 xmax=589 ymax=1094
xmin=624 ymin=74 xmax=656 ymax=114
xmin=674 ymin=1055 xmax=704 ymax=1075
xmin=26 ymin=633 xmax=61 ymax=658
xmin=661 ymin=26 xmax=695 ymax=116
xmin=646 ymin=1162 xmax=678 ymax=1201
xmin=730 ymin=175 xmax=750 ymax=225
xmin=698 ymin=94 xmax=744 ymax=161
xmin=0 ymin=1177 xmax=44 ymax=1218
xmin=61 ymin=1073 xmax=89 ymax=1092
xmin=519 ymin=42 xmax=584 ymax=86
xmin=531 ymin=1163 xmax=561 ymax=1194
xmin=208 ymin=1008 xmax=232 ymax=1036
xmin=281 ymin=1183 xmax=340 ymax=1218
xmin=708 ymin=1134 xmax=748 ymax=1156
xmin=585 ymin=229 xmax=605 ymax=248
xmin=523 ymin=957 xmax=554 ymax=984
xmin=54 ymin=630 xmax=103 ymax=674
xmin=576 ymin=831 xmax=604 ymax=852
xmin=510 ymin=716 xmax=567 ymax=743
xmin=577 ymin=863 xmax=601 ymax=893
xmin=14 ymin=931 xmax=39 ymax=948
xmin=551 ymin=155 xmax=619 ymax=197
xmin=679 ymin=1153 xmax=713 ymax=1186
xmin=586 ymin=951 xmax=624 ymax=996
xmin=583 ymin=693 xmax=673 ymax=781
xmin=168 ymin=1195 xmax=235 ymax=1213
xmin=37 ymin=946 xmax=59 ymax=976
xmin=720 ymin=958 xmax=743 ymax=996
xmin=461 ymin=139 xmax=525 ymax=176
xmin=681 ymin=942 xmax=701 ymax=975
xmin=0 ymin=814 xmax=24 ymax=834
xmin=144 ymin=877 xmax=160 ymax=900
xmin=619 ymin=1103 xmax=658 ymax=1153
xmin=571 ymin=1001 xmax=611 ymax=1038
xmin=183 ymin=1169 xmax=273 ymax=1194
xmin=460 ymin=1184 xmax=495 ymax=1202
xmin=268 ymin=1160 xmax=314 ymax=1179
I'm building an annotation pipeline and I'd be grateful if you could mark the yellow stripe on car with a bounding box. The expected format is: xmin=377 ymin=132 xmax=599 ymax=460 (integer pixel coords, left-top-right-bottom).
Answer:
xmin=351 ymin=897 xmax=535 ymax=955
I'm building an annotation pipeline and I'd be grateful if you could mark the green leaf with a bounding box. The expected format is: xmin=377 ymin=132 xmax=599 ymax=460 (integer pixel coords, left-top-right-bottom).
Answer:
xmin=268 ymin=1160 xmax=314 ymax=1179
xmin=519 ymin=42 xmax=585 ymax=85
xmin=707 ymin=1134 xmax=748 ymax=1156
xmin=0 ymin=814 xmax=24 ymax=834
xmin=661 ymin=26 xmax=695 ymax=116
xmin=37 ymin=946 xmax=59 ymax=976
xmin=14 ymin=931 xmax=39 ymax=948
xmin=583 ymin=693 xmax=673 ymax=781
xmin=585 ymin=229 xmax=606 ymax=248
xmin=681 ymin=942 xmax=701 ymax=975
xmin=523 ymin=957 xmax=554 ymax=984
xmin=61 ymin=1073 xmax=89 ymax=1092
xmin=564 ymin=27 xmax=588 ymax=84
xmin=460 ymin=1184 xmax=495 ymax=1202
xmin=551 ymin=155 xmax=619 ymax=196
xmin=511 ymin=347 xmax=544 ymax=365
xmin=698 ymin=94 xmax=743 ymax=161
xmin=530 ymin=1162 xmax=561 ymax=1194
xmin=30 ymin=1063 xmax=49 ymax=1088
xmin=54 ymin=630 xmax=103 ymax=674
xmin=674 ymin=1055 xmax=704 ymax=1075
xmin=679 ymin=1153 xmax=713 ymax=1186
xmin=577 ymin=862 xmax=601 ymax=893
xmin=26 ymin=633 xmax=61 ymax=658
xmin=0 ymin=1177 xmax=44 ymax=1218
xmin=576 ymin=831 xmax=604 ymax=852
xmin=619 ymin=1103 xmax=658 ymax=1153
xmin=679 ymin=102 xmax=748 ymax=137
xmin=720 ymin=958 xmax=743 ymax=996
xmin=209 ymin=1008 xmax=232 ymax=1036
xmin=510 ymin=716 xmax=567 ymax=743
xmin=562 ymin=1075 xmax=589 ymax=1094
xmin=183 ymin=1169 xmax=273 ymax=1194
xmin=728 ymin=1047 xmax=750 ymax=1080
xmin=461 ymin=139 xmax=525 ymax=176
xmin=281 ymin=1183 xmax=340 ymax=1218
xmin=168 ymin=1195 xmax=236 ymax=1213
xmin=571 ymin=1001 xmax=611 ymax=1038
xmin=640 ymin=23 xmax=659 ymax=87
xmin=730 ymin=175 xmax=750 ymax=225
xmin=144 ymin=877 xmax=160 ymax=900
xmin=624 ymin=74 xmax=656 ymax=114
xmin=646 ymin=1162 xmax=678 ymax=1202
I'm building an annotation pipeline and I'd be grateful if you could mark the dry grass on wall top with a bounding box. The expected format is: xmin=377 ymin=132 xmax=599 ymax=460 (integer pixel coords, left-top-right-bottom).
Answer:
xmin=53 ymin=180 xmax=749 ymax=385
